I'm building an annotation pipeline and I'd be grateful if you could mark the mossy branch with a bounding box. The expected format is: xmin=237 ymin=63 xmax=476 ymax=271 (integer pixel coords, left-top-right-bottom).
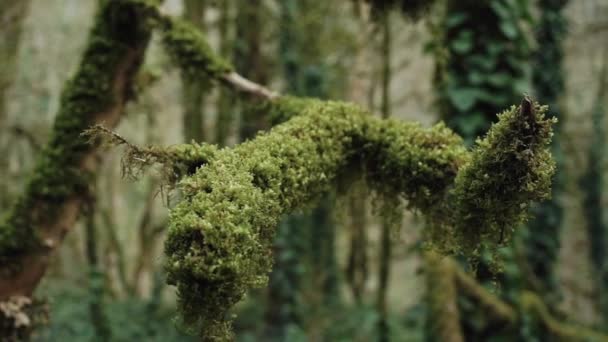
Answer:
xmin=158 ymin=16 xmax=278 ymax=100
xmin=162 ymin=98 xmax=553 ymax=339
xmin=147 ymin=13 xmax=558 ymax=340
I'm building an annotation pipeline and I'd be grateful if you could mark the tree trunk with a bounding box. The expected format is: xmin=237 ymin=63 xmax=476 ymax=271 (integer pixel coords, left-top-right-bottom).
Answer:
xmin=376 ymin=10 xmax=392 ymax=342
xmin=84 ymin=186 xmax=112 ymax=341
xmin=0 ymin=0 xmax=156 ymax=301
xmin=0 ymin=0 xmax=30 ymax=211
xmin=182 ymin=0 xmax=207 ymax=143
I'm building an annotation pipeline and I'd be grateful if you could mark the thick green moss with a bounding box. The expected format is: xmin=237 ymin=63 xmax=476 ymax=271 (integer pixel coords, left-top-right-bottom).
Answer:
xmin=0 ymin=0 xmax=157 ymax=274
xmin=160 ymin=17 xmax=233 ymax=82
xmin=163 ymin=96 xmax=553 ymax=339
xmin=448 ymin=100 xmax=556 ymax=254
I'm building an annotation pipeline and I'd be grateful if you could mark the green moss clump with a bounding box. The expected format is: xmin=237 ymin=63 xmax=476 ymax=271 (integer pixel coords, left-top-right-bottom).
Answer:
xmin=449 ymin=100 xmax=555 ymax=254
xmin=0 ymin=0 xmax=158 ymax=274
xmin=160 ymin=17 xmax=233 ymax=82
xmin=163 ymin=95 xmax=553 ymax=339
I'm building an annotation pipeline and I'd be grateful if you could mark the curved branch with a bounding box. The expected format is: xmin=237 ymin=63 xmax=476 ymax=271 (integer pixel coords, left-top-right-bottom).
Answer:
xmin=150 ymin=12 xmax=558 ymax=340
xmin=162 ymin=97 xmax=553 ymax=339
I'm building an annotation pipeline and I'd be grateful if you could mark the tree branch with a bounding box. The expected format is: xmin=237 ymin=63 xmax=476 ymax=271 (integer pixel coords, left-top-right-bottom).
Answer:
xmin=149 ymin=12 xmax=558 ymax=340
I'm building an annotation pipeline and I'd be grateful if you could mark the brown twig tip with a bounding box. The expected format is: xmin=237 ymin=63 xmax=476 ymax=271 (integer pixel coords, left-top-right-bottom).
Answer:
xmin=520 ymin=95 xmax=534 ymax=118
xmin=81 ymin=124 xmax=132 ymax=148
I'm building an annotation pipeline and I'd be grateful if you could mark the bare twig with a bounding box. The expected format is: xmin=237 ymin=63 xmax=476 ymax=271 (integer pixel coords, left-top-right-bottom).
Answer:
xmin=220 ymin=72 xmax=280 ymax=100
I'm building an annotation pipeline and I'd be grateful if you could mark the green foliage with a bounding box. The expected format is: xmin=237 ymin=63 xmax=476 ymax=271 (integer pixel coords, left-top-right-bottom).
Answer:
xmin=34 ymin=284 xmax=195 ymax=342
xmin=162 ymin=94 xmax=553 ymax=339
xmin=0 ymin=0 xmax=158 ymax=274
xmin=436 ymin=0 xmax=532 ymax=144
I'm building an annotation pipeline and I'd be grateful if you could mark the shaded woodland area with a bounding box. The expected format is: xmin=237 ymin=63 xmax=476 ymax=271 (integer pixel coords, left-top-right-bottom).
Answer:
xmin=1 ymin=0 xmax=608 ymax=341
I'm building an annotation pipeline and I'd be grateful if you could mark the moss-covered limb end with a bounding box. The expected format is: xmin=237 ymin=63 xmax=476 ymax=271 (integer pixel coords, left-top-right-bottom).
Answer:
xmin=449 ymin=98 xmax=556 ymax=254
xmin=0 ymin=0 xmax=157 ymax=282
xmin=160 ymin=16 xmax=234 ymax=82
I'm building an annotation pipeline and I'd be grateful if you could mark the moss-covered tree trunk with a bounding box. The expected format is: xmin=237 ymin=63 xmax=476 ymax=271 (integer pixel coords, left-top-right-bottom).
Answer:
xmin=0 ymin=0 xmax=30 ymax=211
xmin=182 ymin=0 xmax=207 ymax=143
xmin=0 ymin=0 xmax=156 ymax=303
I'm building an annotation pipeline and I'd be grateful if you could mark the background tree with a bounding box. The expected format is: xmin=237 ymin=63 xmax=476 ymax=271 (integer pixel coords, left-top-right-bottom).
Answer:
xmin=0 ymin=0 xmax=30 ymax=211
xmin=580 ymin=48 xmax=608 ymax=327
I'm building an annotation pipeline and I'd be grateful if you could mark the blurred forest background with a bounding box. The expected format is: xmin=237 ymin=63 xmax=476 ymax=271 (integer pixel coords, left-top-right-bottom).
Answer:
xmin=1 ymin=0 xmax=608 ymax=341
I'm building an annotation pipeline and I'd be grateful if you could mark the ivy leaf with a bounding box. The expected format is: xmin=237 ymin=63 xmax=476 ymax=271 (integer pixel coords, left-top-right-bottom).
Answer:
xmin=499 ymin=21 xmax=518 ymax=38
xmin=452 ymin=37 xmax=473 ymax=54
xmin=447 ymin=87 xmax=480 ymax=112
xmin=489 ymin=1 xmax=510 ymax=19
xmin=487 ymin=73 xmax=511 ymax=87
xmin=469 ymin=71 xmax=485 ymax=85
xmin=451 ymin=30 xmax=474 ymax=54
xmin=446 ymin=12 xmax=468 ymax=28
xmin=453 ymin=112 xmax=488 ymax=138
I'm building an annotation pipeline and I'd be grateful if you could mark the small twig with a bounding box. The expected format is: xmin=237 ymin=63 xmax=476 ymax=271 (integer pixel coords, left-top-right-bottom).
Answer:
xmin=220 ymin=72 xmax=280 ymax=100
